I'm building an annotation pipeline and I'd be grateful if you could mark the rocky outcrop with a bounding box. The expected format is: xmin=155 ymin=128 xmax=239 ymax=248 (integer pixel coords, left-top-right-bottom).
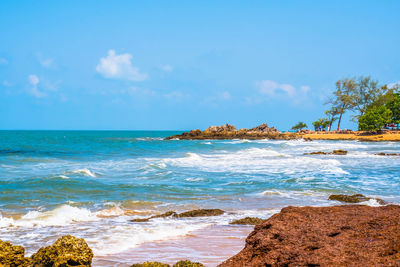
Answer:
xmin=229 ymin=217 xmax=264 ymax=225
xmin=375 ymin=152 xmax=400 ymax=156
xmin=328 ymin=194 xmax=386 ymax=205
xmin=0 ymin=235 xmax=93 ymax=267
xmin=131 ymin=209 xmax=225 ymax=222
xmin=219 ymin=205 xmax=400 ymax=267
xmin=304 ymin=149 xmax=348 ymax=155
xmin=248 ymin=123 xmax=278 ymax=133
xmin=131 ymin=261 xmax=204 ymax=267
xmin=0 ymin=240 xmax=31 ymax=266
xmin=179 ymin=209 xmax=224 ymax=217
xmin=165 ymin=123 xmax=300 ymax=140
xmin=206 ymin=124 xmax=236 ymax=132
xmin=31 ymin=235 xmax=93 ymax=266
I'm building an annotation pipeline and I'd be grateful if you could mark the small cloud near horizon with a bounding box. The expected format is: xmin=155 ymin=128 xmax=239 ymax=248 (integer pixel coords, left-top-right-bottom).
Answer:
xmin=28 ymin=74 xmax=46 ymax=98
xmin=96 ymin=50 xmax=148 ymax=81
xmin=0 ymin=58 xmax=8 ymax=65
xmin=36 ymin=53 xmax=54 ymax=68
xmin=159 ymin=64 xmax=173 ymax=72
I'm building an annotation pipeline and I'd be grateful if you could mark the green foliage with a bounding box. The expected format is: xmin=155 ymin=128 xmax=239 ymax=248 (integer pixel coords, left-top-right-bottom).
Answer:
xmin=291 ymin=122 xmax=307 ymax=131
xmin=312 ymin=118 xmax=330 ymax=130
xmin=385 ymin=93 xmax=400 ymax=123
xmin=358 ymin=106 xmax=392 ymax=131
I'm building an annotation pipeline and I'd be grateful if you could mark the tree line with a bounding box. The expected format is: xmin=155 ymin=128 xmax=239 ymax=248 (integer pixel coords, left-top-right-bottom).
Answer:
xmin=291 ymin=76 xmax=400 ymax=132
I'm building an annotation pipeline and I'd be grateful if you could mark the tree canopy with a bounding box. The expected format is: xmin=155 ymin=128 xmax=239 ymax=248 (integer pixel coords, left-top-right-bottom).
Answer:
xmin=291 ymin=122 xmax=308 ymax=131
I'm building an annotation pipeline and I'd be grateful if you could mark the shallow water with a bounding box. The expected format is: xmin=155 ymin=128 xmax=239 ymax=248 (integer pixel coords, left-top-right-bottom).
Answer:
xmin=0 ymin=131 xmax=399 ymax=265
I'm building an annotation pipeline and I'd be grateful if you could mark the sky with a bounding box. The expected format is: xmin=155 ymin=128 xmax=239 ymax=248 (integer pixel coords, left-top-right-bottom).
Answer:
xmin=0 ymin=0 xmax=399 ymax=130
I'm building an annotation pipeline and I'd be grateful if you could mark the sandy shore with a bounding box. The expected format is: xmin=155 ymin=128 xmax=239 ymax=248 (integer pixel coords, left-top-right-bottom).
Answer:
xmin=93 ymin=224 xmax=253 ymax=266
xmin=302 ymin=132 xmax=400 ymax=142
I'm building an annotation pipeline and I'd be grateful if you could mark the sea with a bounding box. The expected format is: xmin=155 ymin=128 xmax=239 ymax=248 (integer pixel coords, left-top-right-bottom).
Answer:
xmin=0 ymin=131 xmax=399 ymax=266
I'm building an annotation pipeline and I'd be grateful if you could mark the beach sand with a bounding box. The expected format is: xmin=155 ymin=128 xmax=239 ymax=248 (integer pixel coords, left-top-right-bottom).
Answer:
xmin=93 ymin=224 xmax=253 ymax=267
xmin=302 ymin=132 xmax=400 ymax=141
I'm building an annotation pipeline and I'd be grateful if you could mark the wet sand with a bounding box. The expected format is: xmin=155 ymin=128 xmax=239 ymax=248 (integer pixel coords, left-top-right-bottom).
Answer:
xmin=93 ymin=224 xmax=253 ymax=267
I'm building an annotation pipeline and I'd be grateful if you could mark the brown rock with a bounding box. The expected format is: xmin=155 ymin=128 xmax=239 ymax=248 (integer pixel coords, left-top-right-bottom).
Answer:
xmin=304 ymin=150 xmax=348 ymax=155
xmin=332 ymin=149 xmax=347 ymax=155
xmin=375 ymin=152 xmax=400 ymax=156
xmin=219 ymin=205 xmax=400 ymax=267
xmin=173 ymin=260 xmax=205 ymax=266
xmin=328 ymin=194 xmax=386 ymax=205
xmin=0 ymin=239 xmax=31 ymax=266
xmin=31 ymin=235 xmax=93 ymax=266
xmin=178 ymin=209 xmax=224 ymax=218
xmin=229 ymin=217 xmax=264 ymax=225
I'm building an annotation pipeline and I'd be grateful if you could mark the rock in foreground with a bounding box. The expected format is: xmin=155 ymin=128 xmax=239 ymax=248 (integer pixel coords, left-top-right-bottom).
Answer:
xmin=0 ymin=240 xmax=30 ymax=266
xmin=219 ymin=205 xmax=400 ymax=267
xmin=31 ymin=235 xmax=93 ymax=266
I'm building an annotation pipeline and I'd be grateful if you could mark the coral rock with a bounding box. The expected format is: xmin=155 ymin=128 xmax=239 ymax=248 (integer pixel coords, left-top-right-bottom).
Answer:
xmin=229 ymin=217 xmax=264 ymax=225
xmin=0 ymin=239 xmax=30 ymax=266
xmin=31 ymin=235 xmax=93 ymax=266
xmin=328 ymin=194 xmax=386 ymax=205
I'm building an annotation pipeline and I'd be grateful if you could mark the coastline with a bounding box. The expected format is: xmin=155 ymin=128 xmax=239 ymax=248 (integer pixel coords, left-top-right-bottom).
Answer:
xmin=166 ymin=127 xmax=400 ymax=142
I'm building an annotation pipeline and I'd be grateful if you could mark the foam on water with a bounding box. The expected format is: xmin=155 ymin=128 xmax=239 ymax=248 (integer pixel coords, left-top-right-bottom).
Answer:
xmin=69 ymin=168 xmax=97 ymax=177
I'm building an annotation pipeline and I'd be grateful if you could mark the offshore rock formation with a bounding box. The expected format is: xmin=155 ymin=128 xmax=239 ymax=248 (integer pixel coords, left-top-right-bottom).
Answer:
xmin=229 ymin=217 xmax=264 ymax=225
xmin=328 ymin=194 xmax=386 ymax=205
xmin=304 ymin=149 xmax=348 ymax=155
xmin=0 ymin=235 xmax=93 ymax=267
xmin=375 ymin=152 xmax=400 ymax=156
xmin=219 ymin=205 xmax=400 ymax=267
xmin=165 ymin=123 xmax=297 ymax=140
xmin=131 ymin=209 xmax=225 ymax=222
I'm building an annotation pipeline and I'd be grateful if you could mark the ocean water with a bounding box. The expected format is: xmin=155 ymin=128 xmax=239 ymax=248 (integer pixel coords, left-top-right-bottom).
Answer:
xmin=0 ymin=131 xmax=399 ymax=264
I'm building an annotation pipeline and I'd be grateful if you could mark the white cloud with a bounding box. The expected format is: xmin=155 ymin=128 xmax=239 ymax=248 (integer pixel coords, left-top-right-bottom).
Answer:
xmin=28 ymin=74 xmax=46 ymax=98
xmin=256 ymin=80 xmax=297 ymax=97
xmin=159 ymin=64 xmax=173 ymax=72
xmin=96 ymin=50 xmax=148 ymax=81
xmin=37 ymin=53 xmax=54 ymax=68
xmin=0 ymin=58 xmax=8 ymax=65
xmin=221 ymin=91 xmax=231 ymax=100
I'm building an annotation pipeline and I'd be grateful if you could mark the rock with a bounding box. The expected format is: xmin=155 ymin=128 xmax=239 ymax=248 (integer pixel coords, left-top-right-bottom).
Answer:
xmin=178 ymin=209 xmax=224 ymax=217
xmin=304 ymin=151 xmax=328 ymax=155
xmin=131 ymin=209 xmax=224 ymax=222
xmin=219 ymin=205 xmax=400 ymax=267
xmin=206 ymin=124 xmax=237 ymax=132
xmin=303 ymin=137 xmax=313 ymax=141
xmin=328 ymin=194 xmax=386 ymax=205
xmin=173 ymin=260 xmax=205 ymax=267
xmin=31 ymin=235 xmax=93 ymax=266
xmin=375 ymin=152 xmax=400 ymax=156
xmin=304 ymin=150 xmax=348 ymax=155
xmin=131 ymin=262 xmax=170 ymax=267
xmin=332 ymin=149 xmax=347 ymax=155
xmin=0 ymin=239 xmax=31 ymax=266
xmin=131 ymin=211 xmax=178 ymax=222
xmin=248 ymin=123 xmax=278 ymax=133
xmin=229 ymin=217 xmax=264 ymax=225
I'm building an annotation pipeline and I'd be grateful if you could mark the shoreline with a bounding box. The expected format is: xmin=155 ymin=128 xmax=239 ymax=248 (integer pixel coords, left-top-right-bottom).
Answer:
xmin=166 ymin=129 xmax=400 ymax=142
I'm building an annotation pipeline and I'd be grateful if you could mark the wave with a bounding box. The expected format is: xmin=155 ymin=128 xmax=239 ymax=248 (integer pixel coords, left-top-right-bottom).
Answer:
xmin=69 ymin=168 xmax=97 ymax=177
xmin=162 ymin=148 xmax=347 ymax=175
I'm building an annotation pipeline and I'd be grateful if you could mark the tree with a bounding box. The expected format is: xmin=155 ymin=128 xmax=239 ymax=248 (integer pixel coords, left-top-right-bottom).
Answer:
xmin=358 ymin=106 xmax=392 ymax=131
xmin=325 ymin=107 xmax=339 ymax=131
xmin=326 ymin=78 xmax=358 ymax=131
xmin=312 ymin=118 xmax=330 ymax=131
xmin=291 ymin=122 xmax=308 ymax=131
xmin=386 ymin=93 xmax=400 ymax=123
xmin=352 ymin=76 xmax=389 ymax=117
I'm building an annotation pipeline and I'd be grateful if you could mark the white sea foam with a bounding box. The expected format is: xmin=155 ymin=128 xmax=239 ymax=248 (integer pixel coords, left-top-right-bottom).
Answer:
xmin=162 ymin=148 xmax=347 ymax=175
xmin=70 ymin=168 xmax=97 ymax=177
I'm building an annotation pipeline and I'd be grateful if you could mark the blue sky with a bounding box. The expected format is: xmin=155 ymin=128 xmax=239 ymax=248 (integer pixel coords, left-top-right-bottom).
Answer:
xmin=0 ymin=0 xmax=399 ymax=130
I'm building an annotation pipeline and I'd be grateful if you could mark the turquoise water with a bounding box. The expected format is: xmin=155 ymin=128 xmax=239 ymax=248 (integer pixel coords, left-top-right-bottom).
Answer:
xmin=0 ymin=131 xmax=399 ymax=260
